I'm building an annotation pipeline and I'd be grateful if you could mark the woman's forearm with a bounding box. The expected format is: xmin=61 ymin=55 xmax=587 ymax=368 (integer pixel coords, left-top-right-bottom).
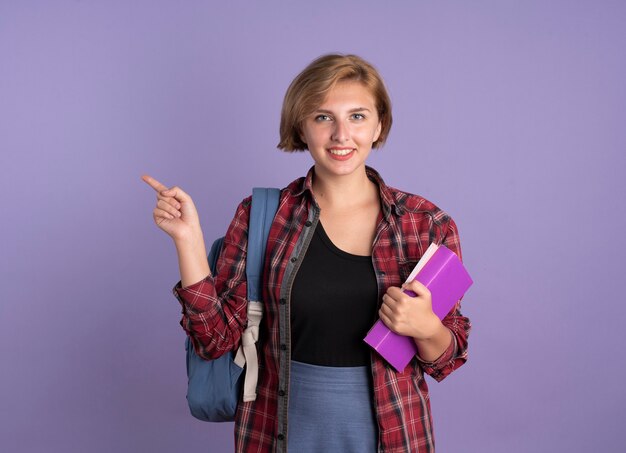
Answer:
xmin=175 ymin=232 xmax=211 ymax=288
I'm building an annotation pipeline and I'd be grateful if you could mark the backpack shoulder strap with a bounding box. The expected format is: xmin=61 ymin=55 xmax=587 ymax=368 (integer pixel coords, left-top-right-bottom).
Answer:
xmin=236 ymin=187 xmax=280 ymax=403
xmin=246 ymin=188 xmax=280 ymax=301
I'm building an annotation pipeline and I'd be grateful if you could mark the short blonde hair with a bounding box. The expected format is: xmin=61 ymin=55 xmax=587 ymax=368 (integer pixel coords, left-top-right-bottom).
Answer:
xmin=277 ymin=54 xmax=393 ymax=152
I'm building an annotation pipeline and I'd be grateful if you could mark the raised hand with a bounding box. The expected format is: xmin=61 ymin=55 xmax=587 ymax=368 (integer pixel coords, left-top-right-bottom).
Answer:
xmin=141 ymin=175 xmax=202 ymax=243
xmin=142 ymin=175 xmax=210 ymax=286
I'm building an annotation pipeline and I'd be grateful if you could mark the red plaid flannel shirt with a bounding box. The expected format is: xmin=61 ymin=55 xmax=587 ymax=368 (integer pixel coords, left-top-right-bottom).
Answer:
xmin=174 ymin=166 xmax=471 ymax=452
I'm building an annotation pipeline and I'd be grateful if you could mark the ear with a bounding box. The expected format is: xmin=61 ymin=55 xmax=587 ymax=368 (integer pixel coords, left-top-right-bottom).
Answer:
xmin=373 ymin=121 xmax=382 ymax=143
xmin=299 ymin=128 xmax=307 ymax=145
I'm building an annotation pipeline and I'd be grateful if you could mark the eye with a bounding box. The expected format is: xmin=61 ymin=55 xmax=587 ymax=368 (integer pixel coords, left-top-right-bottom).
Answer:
xmin=314 ymin=114 xmax=332 ymax=122
xmin=351 ymin=113 xmax=365 ymax=120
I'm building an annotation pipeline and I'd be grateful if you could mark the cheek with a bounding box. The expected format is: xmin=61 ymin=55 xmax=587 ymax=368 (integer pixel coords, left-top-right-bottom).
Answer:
xmin=356 ymin=125 xmax=381 ymax=143
xmin=304 ymin=126 xmax=329 ymax=145
xmin=300 ymin=128 xmax=314 ymax=145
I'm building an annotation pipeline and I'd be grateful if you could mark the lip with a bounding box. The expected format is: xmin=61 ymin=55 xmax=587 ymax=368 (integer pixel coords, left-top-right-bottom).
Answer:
xmin=326 ymin=147 xmax=356 ymax=161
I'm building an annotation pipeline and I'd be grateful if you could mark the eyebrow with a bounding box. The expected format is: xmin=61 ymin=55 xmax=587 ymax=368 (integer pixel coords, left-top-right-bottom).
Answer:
xmin=314 ymin=107 xmax=372 ymax=113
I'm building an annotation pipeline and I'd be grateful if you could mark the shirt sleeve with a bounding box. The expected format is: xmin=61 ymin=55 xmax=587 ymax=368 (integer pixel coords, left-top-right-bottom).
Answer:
xmin=419 ymin=217 xmax=472 ymax=382
xmin=172 ymin=197 xmax=252 ymax=360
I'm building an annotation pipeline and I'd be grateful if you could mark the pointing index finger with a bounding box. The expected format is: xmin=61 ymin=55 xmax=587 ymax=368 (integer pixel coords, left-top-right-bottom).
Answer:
xmin=141 ymin=175 xmax=168 ymax=193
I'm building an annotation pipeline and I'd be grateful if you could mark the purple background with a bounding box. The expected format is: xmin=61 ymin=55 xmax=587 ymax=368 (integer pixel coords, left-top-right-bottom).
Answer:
xmin=1 ymin=1 xmax=624 ymax=452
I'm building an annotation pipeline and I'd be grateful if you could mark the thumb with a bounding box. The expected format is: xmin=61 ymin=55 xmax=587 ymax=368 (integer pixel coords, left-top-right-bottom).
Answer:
xmin=160 ymin=185 xmax=192 ymax=204
xmin=402 ymin=279 xmax=430 ymax=298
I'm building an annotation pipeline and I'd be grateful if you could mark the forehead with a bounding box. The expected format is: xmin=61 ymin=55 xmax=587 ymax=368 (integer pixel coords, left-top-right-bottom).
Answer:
xmin=318 ymin=81 xmax=376 ymax=109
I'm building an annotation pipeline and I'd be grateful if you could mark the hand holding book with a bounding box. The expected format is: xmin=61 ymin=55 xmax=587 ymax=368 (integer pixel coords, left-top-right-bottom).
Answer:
xmin=378 ymin=279 xmax=442 ymax=340
xmin=364 ymin=243 xmax=473 ymax=372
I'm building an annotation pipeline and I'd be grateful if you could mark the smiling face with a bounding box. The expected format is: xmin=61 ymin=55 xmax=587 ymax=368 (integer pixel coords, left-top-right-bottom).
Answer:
xmin=300 ymin=81 xmax=382 ymax=180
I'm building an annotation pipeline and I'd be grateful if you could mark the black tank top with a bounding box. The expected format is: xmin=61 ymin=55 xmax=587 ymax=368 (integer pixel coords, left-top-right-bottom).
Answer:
xmin=290 ymin=222 xmax=379 ymax=366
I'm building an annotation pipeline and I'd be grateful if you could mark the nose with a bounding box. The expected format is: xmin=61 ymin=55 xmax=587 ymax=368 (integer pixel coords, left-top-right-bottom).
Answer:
xmin=331 ymin=119 xmax=350 ymax=143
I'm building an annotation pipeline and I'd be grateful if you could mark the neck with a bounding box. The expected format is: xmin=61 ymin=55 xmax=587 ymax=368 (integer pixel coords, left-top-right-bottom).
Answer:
xmin=311 ymin=166 xmax=377 ymax=209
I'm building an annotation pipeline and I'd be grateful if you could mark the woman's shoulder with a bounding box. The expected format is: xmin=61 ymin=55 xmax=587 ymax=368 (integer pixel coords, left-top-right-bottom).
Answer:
xmin=229 ymin=176 xmax=306 ymax=224
xmin=379 ymin=179 xmax=453 ymax=228
xmin=282 ymin=175 xmax=307 ymax=195
xmin=366 ymin=166 xmax=448 ymax=219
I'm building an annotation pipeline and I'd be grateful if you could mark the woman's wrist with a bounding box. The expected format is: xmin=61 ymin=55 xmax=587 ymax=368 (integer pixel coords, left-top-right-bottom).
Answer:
xmin=413 ymin=320 xmax=453 ymax=362
xmin=412 ymin=312 xmax=443 ymax=341
xmin=172 ymin=223 xmax=204 ymax=248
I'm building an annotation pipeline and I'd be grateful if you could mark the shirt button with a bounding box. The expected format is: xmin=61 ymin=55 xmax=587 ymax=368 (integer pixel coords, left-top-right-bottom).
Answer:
xmin=279 ymin=298 xmax=287 ymax=305
xmin=277 ymin=434 xmax=285 ymax=441
xmin=280 ymin=344 xmax=287 ymax=351
xmin=305 ymin=220 xmax=312 ymax=227
xmin=278 ymin=389 xmax=286 ymax=396
xmin=290 ymin=257 xmax=297 ymax=263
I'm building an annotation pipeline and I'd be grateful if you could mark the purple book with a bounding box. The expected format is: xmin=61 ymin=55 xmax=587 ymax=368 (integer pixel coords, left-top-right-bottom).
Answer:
xmin=364 ymin=243 xmax=473 ymax=372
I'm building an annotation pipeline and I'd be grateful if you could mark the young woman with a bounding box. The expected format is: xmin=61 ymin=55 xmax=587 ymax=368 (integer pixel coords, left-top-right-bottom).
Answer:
xmin=143 ymin=54 xmax=470 ymax=453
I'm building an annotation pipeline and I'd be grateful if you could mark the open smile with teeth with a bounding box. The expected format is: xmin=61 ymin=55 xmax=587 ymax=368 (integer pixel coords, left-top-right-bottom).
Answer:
xmin=328 ymin=148 xmax=355 ymax=156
